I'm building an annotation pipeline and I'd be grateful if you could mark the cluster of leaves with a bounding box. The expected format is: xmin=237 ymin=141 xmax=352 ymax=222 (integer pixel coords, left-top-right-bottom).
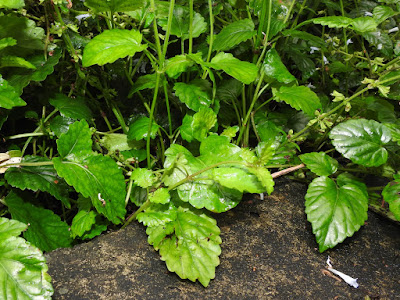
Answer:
xmin=1 ymin=0 xmax=400 ymax=294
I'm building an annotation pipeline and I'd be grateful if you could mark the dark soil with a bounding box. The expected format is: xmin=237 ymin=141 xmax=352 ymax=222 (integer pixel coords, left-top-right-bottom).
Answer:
xmin=46 ymin=179 xmax=400 ymax=299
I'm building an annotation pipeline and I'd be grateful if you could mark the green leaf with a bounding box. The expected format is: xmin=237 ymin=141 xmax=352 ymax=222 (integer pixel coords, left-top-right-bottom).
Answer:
xmin=209 ymin=52 xmax=258 ymax=84
xmin=81 ymin=222 xmax=108 ymax=240
xmin=0 ymin=56 xmax=36 ymax=69
xmin=255 ymin=140 xmax=279 ymax=165
xmin=0 ymin=0 xmax=24 ymax=9
xmin=131 ymin=168 xmax=156 ymax=188
xmin=147 ymin=206 xmax=221 ymax=287
xmin=100 ymin=133 xmax=144 ymax=153
xmin=191 ymin=108 xmax=217 ymax=141
xmin=50 ymin=115 xmax=75 ymax=138
xmin=149 ymin=188 xmax=170 ymax=204
xmin=263 ymin=48 xmax=296 ymax=84
xmin=128 ymin=74 xmax=158 ymax=97
xmin=56 ymin=120 xmax=93 ymax=161
xmin=180 ymin=114 xmax=195 ymax=142
xmin=157 ymin=6 xmax=207 ymax=40
xmin=350 ymin=17 xmax=378 ymax=33
xmin=5 ymin=156 xmax=71 ymax=208
xmin=221 ymin=126 xmax=239 ymax=139
xmin=312 ymin=16 xmax=353 ymax=28
xmin=84 ymin=0 xmax=146 ymax=12
xmin=282 ymin=29 xmax=325 ymax=47
xmin=299 ymin=152 xmax=338 ymax=176
xmin=0 ymin=216 xmax=27 ymax=239
xmin=82 ymin=29 xmax=147 ymax=67
xmin=305 ymin=175 xmax=368 ymax=252
xmin=165 ymin=55 xmax=196 ymax=79
xmin=128 ymin=116 xmax=159 ymax=141
xmin=53 ymin=155 xmax=127 ymax=224
xmin=373 ymin=5 xmax=398 ymax=24
xmin=382 ymin=179 xmax=400 ymax=221
xmin=213 ymin=167 xmax=264 ymax=193
xmin=0 ymin=74 xmax=26 ymax=109
xmin=49 ymin=94 xmax=93 ymax=120
xmin=174 ymin=81 xmax=212 ymax=112
xmin=0 ymin=37 xmax=17 ymax=51
xmin=212 ymin=19 xmax=256 ymax=51
xmin=70 ymin=210 xmax=97 ymax=238
xmin=0 ymin=217 xmax=53 ymax=300
xmin=6 ymin=191 xmax=73 ymax=252
xmin=273 ymin=85 xmax=321 ymax=117
xmin=249 ymin=166 xmax=274 ymax=195
xmin=137 ymin=202 xmax=177 ymax=227
xmin=329 ymin=119 xmax=391 ymax=167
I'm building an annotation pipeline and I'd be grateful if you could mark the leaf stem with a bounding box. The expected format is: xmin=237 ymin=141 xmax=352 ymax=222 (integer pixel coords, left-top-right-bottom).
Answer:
xmin=7 ymin=132 xmax=45 ymax=140
xmin=121 ymin=199 xmax=151 ymax=229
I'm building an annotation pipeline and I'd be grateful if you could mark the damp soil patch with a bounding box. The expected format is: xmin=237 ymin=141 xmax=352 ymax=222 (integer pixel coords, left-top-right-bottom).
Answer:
xmin=46 ymin=179 xmax=400 ymax=299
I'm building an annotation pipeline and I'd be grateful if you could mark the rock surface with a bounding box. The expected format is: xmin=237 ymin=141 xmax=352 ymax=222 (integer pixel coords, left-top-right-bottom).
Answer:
xmin=46 ymin=179 xmax=400 ymax=299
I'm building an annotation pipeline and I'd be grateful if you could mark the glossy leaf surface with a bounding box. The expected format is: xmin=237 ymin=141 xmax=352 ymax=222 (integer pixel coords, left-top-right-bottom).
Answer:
xmin=305 ymin=175 xmax=368 ymax=252
xmin=49 ymin=94 xmax=92 ymax=121
xmin=299 ymin=152 xmax=339 ymax=176
xmin=0 ymin=75 xmax=26 ymax=109
xmin=128 ymin=116 xmax=159 ymax=141
xmin=330 ymin=119 xmax=391 ymax=167
xmin=382 ymin=178 xmax=400 ymax=221
xmin=174 ymin=81 xmax=212 ymax=112
xmin=147 ymin=206 xmax=221 ymax=287
xmin=263 ymin=48 xmax=296 ymax=84
xmin=82 ymin=29 xmax=147 ymax=67
xmin=0 ymin=217 xmax=53 ymax=300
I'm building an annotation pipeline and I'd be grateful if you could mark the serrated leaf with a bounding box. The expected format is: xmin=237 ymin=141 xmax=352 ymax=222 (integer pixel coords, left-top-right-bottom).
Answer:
xmin=149 ymin=188 xmax=170 ymax=204
xmin=137 ymin=202 xmax=177 ymax=227
xmin=128 ymin=116 xmax=159 ymax=141
xmin=6 ymin=191 xmax=72 ymax=252
xmin=157 ymin=6 xmax=207 ymax=40
xmin=373 ymin=5 xmax=398 ymax=24
xmin=180 ymin=114 xmax=195 ymax=142
xmin=50 ymin=115 xmax=75 ymax=138
xmin=128 ymin=73 xmax=158 ymax=97
xmin=131 ymin=168 xmax=156 ymax=188
xmin=192 ymin=108 xmax=217 ymax=141
xmin=49 ymin=94 xmax=92 ymax=120
xmin=0 ymin=217 xmax=53 ymax=300
xmin=174 ymin=81 xmax=212 ymax=112
xmin=84 ymin=0 xmax=146 ymax=13
xmin=221 ymin=126 xmax=239 ymax=139
xmin=209 ymin=52 xmax=258 ymax=84
xmin=165 ymin=55 xmax=196 ymax=79
xmin=81 ymin=223 xmax=108 ymax=240
xmin=70 ymin=210 xmax=97 ymax=238
xmin=212 ymin=19 xmax=256 ymax=51
xmin=0 ymin=55 xmax=36 ymax=69
xmin=350 ymin=17 xmax=377 ymax=33
xmin=0 ymin=74 xmax=26 ymax=109
xmin=82 ymin=29 xmax=147 ymax=67
xmin=312 ymin=16 xmax=353 ymax=28
xmin=249 ymin=166 xmax=274 ymax=195
xmin=56 ymin=120 xmax=93 ymax=161
xmin=329 ymin=119 xmax=391 ymax=167
xmin=53 ymin=155 xmax=127 ymax=224
xmin=299 ymin=152 xmax=338 ymax=176
xmin=146 ymin=206 xmax=221 ymax=287
xmin=382 ymin=180 xmax=400 ymax=221
xmin=273 ymin=85 xmax=321 ymax=117
xmin=305 ymin=175 xmax=368 ymax=252
xmin=0 ymin=216 xmax=27 ymax=239
xmin=263 ymin=48 xmax=296 ymax=84
xmin=5 ymin=156 xmax=71 ymax=208
xmin=0 ymin=0 xmax=25 ymax=9
xmin=255 ymin=140 xmax=279 ymax=165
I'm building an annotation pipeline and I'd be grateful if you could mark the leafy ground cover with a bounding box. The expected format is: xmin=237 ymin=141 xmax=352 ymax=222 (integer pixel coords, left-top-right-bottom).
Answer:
xmin=1 ymin=0 xmax=400 ymax=297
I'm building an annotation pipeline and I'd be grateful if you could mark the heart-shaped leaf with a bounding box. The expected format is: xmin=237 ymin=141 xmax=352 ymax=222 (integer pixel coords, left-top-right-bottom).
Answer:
xmin=329 ymin=119 xmax=391 ymax=167
xmin=0 ymin=217 xmax=53 ymax=299
xmin=49 ymin=94 xmax=93 ymax=121
xmin=82 ymin=29 xmax=147 ymax=67
xmin=305 ymin=174 xmax=368 ymax=252
xmin=147 ymin=206 xmax=221 ymax=287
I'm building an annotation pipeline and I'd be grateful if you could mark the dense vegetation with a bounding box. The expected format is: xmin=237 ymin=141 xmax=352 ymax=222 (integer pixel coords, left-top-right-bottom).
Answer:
xmin=1 ymin=0 xmax=400 ymax=296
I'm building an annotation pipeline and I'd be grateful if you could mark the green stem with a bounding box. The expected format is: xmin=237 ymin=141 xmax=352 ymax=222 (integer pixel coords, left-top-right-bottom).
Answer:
xmin=146 ymin=72 xmax=161 ymax=168
xmin=255 ymin=0 xmax=273 ymax=68
xmin=161 ymin=0 xmax=175 ymax=62
xmin=188 ymin=0 xmax=194 ymax=54
xmin=110 ymin=102 xmax=128 ymax=134
xmin=2 ymin=161 xmax=54 ymax=168
xmin=150 ymin=0 xmax=163 ymax=64
xmin=205 ymin=0 xmax=214 ymax=65
xmin=121 ymin=199 xmax=151 ymax=229
xmin=163 ymin=80 xmax=173 ymax=137
xmin=7 ymin=132 xmax=45 ymax=140
xmin=237 ymin=72 xmax=266 ymax=145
